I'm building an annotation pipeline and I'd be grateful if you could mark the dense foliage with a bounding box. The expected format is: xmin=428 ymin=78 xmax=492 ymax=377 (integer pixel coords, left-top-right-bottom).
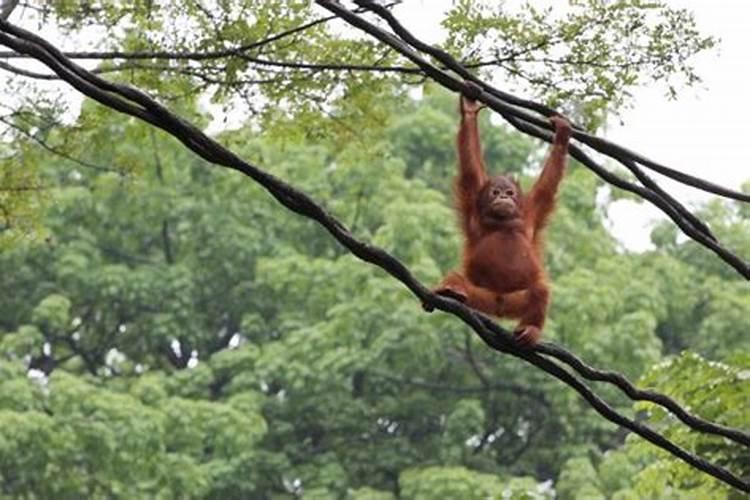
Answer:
xmin=0 ymin=1 xmax=746 ymax=498
xmin=1 ymin=89 xmax=748 ymax=498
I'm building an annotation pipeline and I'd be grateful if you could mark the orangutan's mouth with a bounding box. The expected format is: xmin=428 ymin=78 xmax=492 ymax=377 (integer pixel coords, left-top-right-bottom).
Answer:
xmin=490 ymin=199 xmax=516 ymax=218
xmin=492 ymin=199 xmax=514 ymax=209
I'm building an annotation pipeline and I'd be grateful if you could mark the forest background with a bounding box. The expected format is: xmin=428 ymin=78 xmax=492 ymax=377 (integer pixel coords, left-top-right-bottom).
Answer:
xmin=0 ymin=1 xmax=748 ymax=498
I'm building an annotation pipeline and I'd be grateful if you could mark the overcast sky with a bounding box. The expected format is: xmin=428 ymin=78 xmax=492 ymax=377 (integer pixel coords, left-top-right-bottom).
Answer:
xmin=605 ymin=0 xmax=749 ymax=249
xmin=392 ymin=0 xmax=749 ymax=250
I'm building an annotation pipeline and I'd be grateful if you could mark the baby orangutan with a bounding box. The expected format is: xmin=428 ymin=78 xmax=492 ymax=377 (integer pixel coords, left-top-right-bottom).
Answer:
xmin=426 ymin=92 xmax=572 ymax=347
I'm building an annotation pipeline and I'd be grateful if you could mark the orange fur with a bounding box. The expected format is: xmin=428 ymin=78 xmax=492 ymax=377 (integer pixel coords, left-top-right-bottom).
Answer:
xmin=431 ymin=95 xmax=571 ymax=347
